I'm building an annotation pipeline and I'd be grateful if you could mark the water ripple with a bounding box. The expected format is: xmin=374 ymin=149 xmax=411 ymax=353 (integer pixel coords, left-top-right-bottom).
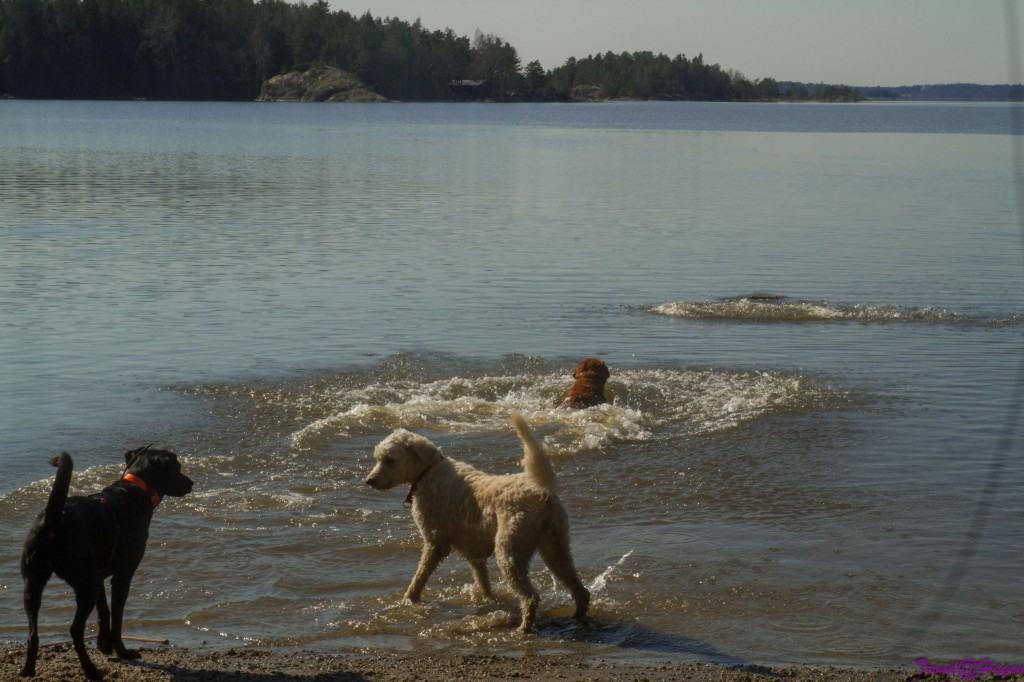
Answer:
xmin=646 ymin=297 xmax=1023 ymax=327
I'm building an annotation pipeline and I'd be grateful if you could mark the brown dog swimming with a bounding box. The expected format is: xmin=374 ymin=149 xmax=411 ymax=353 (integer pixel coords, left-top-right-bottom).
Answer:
xmin=559 ymin=358 xmax=610 ymax=409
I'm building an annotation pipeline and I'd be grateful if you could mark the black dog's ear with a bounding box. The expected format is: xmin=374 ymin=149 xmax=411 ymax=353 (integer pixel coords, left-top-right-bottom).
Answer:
xmin=124 ymin=443 xmax=154 ymax=465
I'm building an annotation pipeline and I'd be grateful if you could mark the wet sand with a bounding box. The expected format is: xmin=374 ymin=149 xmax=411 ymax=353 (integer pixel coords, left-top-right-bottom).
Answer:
xmin=2 ymin=644 xmax=924 ymax=681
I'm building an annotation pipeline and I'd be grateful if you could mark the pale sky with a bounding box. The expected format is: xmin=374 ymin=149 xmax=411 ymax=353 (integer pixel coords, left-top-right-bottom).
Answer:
xmin=332 ymin=0 xmax=1022 ymax=86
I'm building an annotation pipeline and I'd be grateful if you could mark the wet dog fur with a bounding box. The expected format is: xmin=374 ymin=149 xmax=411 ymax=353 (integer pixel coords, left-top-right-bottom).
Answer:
xmin=365 ymin=414 xmax=590 ymax=632
xmin=559 ymin=358 xmax=610 ymax=409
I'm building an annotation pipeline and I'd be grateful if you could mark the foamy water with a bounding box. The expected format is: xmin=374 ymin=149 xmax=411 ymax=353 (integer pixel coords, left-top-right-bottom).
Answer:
xmin=647 ymin=298 xmax=1024 ymax=326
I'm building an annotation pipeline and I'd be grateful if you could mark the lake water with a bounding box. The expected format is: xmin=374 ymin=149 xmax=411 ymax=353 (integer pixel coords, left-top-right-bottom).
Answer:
xmin=0 ymin=100 xmax=1021 ymax=669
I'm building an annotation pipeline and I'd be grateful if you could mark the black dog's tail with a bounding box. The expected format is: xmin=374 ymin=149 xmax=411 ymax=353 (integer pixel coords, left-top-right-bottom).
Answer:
xmin=42 ymin=453 xmax=73 ymax=531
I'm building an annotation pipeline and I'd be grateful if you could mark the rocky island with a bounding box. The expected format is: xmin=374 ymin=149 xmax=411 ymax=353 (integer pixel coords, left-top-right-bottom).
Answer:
xmin=256 ymin=65 xmax=390 ymax=103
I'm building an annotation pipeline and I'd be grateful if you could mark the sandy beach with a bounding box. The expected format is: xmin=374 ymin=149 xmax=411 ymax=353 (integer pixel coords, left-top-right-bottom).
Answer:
xmin=1 ymin=644 xmax=928 ymax=682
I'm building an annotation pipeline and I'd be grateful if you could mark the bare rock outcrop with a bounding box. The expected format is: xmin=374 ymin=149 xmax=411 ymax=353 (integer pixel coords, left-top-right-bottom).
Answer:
xmin=570 ymin=84 xmax=604 ymax=102
xmin=257 ymin=65 xmax=390 ymax=102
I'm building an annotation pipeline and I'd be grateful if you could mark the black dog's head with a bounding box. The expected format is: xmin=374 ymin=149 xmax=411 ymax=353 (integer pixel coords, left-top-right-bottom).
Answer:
xmin=124 ymin=446 xmax=194 ymax=498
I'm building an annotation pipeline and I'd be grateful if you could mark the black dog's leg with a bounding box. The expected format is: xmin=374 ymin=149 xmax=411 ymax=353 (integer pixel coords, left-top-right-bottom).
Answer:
xmin=70 ymin=581 xmax=103 ymax=681
xmin=109 ymin=572 xmax=140 ymax=660
xmin=95 ymin=580 xmax=113 ymax=655
xmin=19 ymin=569 xmax=50 ymax=678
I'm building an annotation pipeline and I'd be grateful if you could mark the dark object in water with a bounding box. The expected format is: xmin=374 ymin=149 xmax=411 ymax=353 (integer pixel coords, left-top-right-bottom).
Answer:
xmin=559 ymin=358 xmax=610 ymax=409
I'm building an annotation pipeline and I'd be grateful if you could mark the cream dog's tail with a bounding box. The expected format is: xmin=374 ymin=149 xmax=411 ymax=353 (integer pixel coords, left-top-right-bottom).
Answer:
xmin=511 ymin=413 xmax=557 ymax=495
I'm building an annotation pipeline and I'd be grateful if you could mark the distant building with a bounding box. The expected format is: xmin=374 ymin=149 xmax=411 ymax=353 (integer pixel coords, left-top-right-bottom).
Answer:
xmin=448 ymin=79 xmax=490 ymax=98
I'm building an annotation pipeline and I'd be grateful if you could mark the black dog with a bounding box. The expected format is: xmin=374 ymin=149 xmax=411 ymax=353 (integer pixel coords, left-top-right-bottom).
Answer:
xmin=20 ymin=446 xmax=193 ymax=680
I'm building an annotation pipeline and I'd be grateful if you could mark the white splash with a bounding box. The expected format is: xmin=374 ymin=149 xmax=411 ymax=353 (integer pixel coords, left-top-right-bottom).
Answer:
xmin=588 ymin=549 xmax=635 ymax=594
xmin=649 ymin=299 xmax=845 ymax=322
xmin=289 ymin=372 xmax=652 ymax=453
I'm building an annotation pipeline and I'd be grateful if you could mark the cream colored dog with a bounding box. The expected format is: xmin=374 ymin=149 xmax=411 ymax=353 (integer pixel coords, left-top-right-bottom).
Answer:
xmin=365 ymin=414 xmax=590 ymax=632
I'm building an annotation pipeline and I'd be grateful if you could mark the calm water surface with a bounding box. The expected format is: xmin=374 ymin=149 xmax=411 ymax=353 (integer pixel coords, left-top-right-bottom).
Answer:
xmin=0 ymin=100 xmax=1021 ymax=669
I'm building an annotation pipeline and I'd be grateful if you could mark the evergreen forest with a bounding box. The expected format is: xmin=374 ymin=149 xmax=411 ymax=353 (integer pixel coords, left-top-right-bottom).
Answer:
xmin=1 ymin=0 xmax=859 ymax=101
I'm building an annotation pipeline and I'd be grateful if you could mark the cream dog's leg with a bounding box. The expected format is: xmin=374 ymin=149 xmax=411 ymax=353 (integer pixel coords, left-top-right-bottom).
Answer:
xmin=539 ymin=537 xmax=591 ymax=620
xmin=405 ymin=542 xmax=450 ymax=602
xmin=468 ymin=558 xmax=495 ymax=600
xmin=494 ymin=525 xmax=540 ymax=631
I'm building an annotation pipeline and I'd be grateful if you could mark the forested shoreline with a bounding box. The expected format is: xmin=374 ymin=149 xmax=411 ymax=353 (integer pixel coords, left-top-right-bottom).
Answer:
xmin=0 ymin=0 xmax=1005 ymax=102
xmin=0 ymin=0 xmax=852 ymax=102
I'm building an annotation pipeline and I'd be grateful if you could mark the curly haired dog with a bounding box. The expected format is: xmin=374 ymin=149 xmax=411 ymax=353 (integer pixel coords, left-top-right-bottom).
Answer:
xmin=365 ymin=414 xmax=590 ymax=632
xmin=559 ymin=358 xmax=610 ymax=409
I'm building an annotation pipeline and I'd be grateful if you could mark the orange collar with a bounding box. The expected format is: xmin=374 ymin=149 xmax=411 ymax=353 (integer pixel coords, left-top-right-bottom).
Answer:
xmin=123 ymin=473 xmax=161 ymax=507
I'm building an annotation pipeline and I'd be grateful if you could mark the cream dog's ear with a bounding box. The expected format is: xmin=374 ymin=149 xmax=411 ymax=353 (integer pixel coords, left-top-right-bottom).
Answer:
xmin=404 ymin=439 xmax=443 ymax=466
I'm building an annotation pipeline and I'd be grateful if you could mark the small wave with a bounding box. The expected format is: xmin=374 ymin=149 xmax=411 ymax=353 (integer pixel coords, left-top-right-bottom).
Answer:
xmin=289 ymin=373 xmax=652 ymax=453
xmin=284 ymin=364 xmax=848 ymax=452
xmin=615 ymin=367 xmax=848 ymax=435
xmin=1 ymin=461 xmax=159 ymax=518
xmin=646 ymin=297 xmax=1023 ymax=326
xmin=649 ymin=298 xmax=845 ymax=322
xmin=167 ymin=354 xmax=856 ymax=475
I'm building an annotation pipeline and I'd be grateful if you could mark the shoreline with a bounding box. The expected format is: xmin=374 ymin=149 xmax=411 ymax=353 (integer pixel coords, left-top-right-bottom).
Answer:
xmin=2 ymin=644 xmax=923 ymax=681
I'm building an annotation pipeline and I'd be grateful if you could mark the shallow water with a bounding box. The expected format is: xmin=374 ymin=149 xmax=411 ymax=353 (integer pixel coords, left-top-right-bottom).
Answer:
xmin=0 ymin=100 xmax=1021 ymax=668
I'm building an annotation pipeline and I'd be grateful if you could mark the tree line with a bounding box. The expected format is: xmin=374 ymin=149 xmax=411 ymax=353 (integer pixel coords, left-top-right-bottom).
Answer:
xmin=856 ymin=83 xmax=1024 ymax=101
xmin=0 ymin=0 xmax=851 ymax=102
xmin=544 ymin=51 xmax=784 ymax=101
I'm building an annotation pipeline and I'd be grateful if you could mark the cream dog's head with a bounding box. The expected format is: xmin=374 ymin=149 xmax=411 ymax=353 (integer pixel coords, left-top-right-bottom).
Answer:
xmin=365 ymin=429 xmax=444 ymax=491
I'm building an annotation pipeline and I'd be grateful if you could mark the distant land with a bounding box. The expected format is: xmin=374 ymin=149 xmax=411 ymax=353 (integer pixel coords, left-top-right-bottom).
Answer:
xmin=0 ymin=0 xmax=1018 ymax=103
xmin=851 ymin=83 xmax=1024 ymax=101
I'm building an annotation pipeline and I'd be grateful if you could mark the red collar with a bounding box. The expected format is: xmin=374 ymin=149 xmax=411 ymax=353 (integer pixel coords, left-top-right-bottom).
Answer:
xmin=123 ymin=473 xmax=161 ymax=507
xmin=404 ymin=458 xmax=442 ymax=506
